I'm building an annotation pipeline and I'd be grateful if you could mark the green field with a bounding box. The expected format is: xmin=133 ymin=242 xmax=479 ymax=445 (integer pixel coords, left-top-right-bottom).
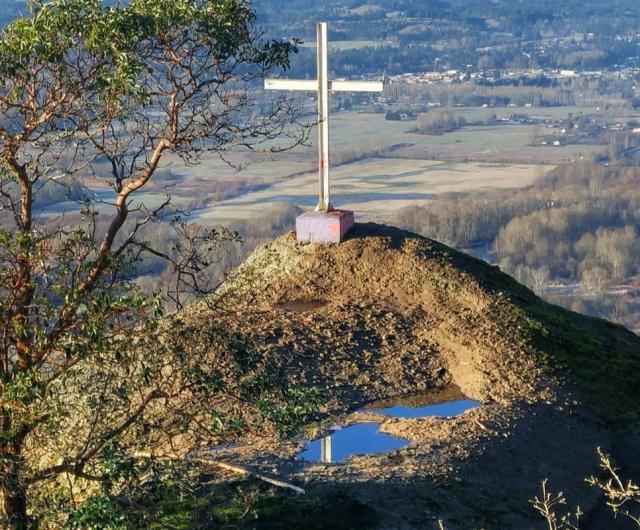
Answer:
xmin=269 ymin=107 xmax=602 ymax=163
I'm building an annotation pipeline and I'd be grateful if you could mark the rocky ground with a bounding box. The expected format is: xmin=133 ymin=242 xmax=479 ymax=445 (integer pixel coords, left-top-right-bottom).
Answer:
xmin=180 ymin=223 xmax=640 ymax=529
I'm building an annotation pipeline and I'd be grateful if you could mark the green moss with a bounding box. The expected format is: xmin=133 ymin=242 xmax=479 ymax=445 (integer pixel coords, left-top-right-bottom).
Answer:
xmin=138 ymin=478 xmax=379 ymax=530
xmin=518 ymin=297 xmax=640 ymax=427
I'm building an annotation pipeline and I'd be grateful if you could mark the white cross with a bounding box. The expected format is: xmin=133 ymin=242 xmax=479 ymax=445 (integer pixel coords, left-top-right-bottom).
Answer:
xmin=265 ymin=22 xmax=384 ymax=212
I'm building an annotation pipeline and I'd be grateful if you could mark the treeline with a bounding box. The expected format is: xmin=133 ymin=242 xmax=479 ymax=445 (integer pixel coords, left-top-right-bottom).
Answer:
xmin=396 ymin=161 xmax=640 ymax=330
xmin=397 ymin=193 xmax=542 ymax=249
xmin=398 ymin=162 xmax=640 ymax=277
xmin=386 ymin=82 xmax=610 ymax=110
xmin=413 ymin=110 xmax=466 ymax=134
xmin=497 ymin=206 xmax=640 ymax=283
xmin=411 ymin=109 xmax=499 ymax=134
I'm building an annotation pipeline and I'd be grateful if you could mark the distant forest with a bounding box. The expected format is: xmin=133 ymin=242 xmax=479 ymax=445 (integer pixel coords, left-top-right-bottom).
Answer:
xmin=396 ymin=139 xmax=640 ymax=332
xmin=253 ymin=0 xmax=640 ymax=76
xmin=2 ymin=0 xmax=639 ymax=76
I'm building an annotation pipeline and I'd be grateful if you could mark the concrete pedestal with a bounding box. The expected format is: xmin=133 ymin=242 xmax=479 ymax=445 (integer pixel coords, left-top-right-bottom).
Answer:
xmin=296 ymin=210 xmax=354 ymax=244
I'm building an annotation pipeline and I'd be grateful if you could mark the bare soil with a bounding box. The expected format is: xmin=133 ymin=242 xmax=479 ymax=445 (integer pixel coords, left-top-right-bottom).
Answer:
xmin=181 ymin=223 xmax=640 ymax=529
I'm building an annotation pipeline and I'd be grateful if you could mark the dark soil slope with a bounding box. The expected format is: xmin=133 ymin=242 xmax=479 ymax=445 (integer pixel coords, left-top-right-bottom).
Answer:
xmin=182 ymin=223 xmax=640 ymax=529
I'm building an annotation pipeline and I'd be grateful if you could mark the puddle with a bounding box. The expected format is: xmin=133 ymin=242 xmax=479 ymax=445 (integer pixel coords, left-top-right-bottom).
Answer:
xmin=297 ymin=386 xmax=480 ymax=464
xmin=362 ymin=385 xmax=480 ymax=419
xmin=278 ymin=300 xmax=325 ymax=313
xmin=365 ymin=398 xmax=480 ymax=419
xmin=298 ymin=423 xmax=409 ymax=464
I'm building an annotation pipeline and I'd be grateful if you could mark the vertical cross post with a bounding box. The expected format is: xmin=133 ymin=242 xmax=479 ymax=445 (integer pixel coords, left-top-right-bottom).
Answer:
xmin=316 ymin=22 xmax=331 ymax=212
xmin=320 ymin=435 xmax=332 ymax=463
xmin=264 ymin=21 xmax=383 ymax=242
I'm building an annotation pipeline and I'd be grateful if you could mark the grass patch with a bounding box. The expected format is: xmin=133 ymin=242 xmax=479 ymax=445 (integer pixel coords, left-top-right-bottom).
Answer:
xmin=132 ymin=475 xmax=379 ymax=530
xmin=526 ymin=299 xmax=640 ymax=427
xmin=445 ymin=244 xmax=640 ymax=428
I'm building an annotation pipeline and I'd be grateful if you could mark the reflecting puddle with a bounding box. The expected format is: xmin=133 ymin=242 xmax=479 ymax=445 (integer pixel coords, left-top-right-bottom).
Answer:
xmin=362 ymin=386 xmax=480 ymax=419
xmin=298 ymin=386 xmax=480 ymax=464
xmin=298 ymin=423 xmax=409 ymax=463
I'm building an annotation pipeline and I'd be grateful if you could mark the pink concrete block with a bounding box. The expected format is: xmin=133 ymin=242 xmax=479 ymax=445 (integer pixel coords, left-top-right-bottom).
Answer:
xmin=296 ymin=210 xmax=355 ymax=243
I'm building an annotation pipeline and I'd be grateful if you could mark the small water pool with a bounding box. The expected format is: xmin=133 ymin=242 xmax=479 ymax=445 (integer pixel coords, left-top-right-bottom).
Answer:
xmin=365 ymin=398 xmax=480 ymax=418
xmin=298 ymin=423 xmax=409 ymax=464
xmin=361 ymin=386 xmax=480 ymax=419
xmin=297 ymin=386 xmax=481 ymax=464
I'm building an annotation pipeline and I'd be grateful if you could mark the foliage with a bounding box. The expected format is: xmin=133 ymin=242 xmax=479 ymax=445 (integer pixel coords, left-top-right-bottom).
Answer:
xmin=0 ymin=0 xmax=311 ymax=527
xmin=531 ymin=479 xmax=583 ymax=530
xmin=413 ymin=110 xmax=466 ymax=135
xmin=116 ymin=469 xmax=379 ymax=530
xmin=587 ymin=448 xmax=640 ymax=527
xmin=65 ymin=496 xmax=128 ymax=530
xmin=396 ymin=159 xmax=640 ymax=331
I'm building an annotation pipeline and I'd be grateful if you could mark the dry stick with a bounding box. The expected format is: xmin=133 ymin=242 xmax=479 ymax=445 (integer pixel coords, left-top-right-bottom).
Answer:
xmin=473 ymin=419 xmax=497 ymax=435
xmin=134 ymin=451 xmax=306 ymax=495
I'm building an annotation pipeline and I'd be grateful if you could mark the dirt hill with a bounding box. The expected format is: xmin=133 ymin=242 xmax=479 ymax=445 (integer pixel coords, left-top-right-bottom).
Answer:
xmin=182 ymin=223 xmax=640 ymax=529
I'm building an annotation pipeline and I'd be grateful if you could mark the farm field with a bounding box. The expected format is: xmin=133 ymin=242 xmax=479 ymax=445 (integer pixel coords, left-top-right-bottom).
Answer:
xmin=456 ymin=105 xmax=603 ymax=121
xmin=390 ymin=125 xmax=603 ymax=163
xmin=160 ymin=106 xmax=599 ymax=185
xmin=299 ymin=39 xmax=396 ymax=50
xmin=295 ymin=107 xmax=604 ymax=160
xmin=71 ymin=106 xmax=609 ymax=226
xmin=194 ymin=158 xmax=550 ymax=223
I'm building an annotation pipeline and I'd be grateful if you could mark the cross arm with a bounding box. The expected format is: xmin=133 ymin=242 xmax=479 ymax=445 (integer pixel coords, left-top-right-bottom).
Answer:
xmin=264 ymin=79 xmax=384 ymax=93
xmin=330 ymin=80 xmax=384 ymax=92
xmin=264 ymin=79 xmax=317 ymax=91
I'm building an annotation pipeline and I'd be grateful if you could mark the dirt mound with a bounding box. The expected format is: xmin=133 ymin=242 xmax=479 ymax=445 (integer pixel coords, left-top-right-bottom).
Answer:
xmin=181 ymin=223 xmax=640 ymax=529
xmin=189 ymin=223 xmax=639 ymax=419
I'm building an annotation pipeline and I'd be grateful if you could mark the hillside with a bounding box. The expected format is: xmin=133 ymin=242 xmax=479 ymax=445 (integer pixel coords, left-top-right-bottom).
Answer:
xmin=181 ymin=223 xmax=640 ymax=529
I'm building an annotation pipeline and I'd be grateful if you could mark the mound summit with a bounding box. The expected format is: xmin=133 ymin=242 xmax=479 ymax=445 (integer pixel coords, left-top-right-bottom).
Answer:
xmin=184 ymin=223 xmax=640 ymax=529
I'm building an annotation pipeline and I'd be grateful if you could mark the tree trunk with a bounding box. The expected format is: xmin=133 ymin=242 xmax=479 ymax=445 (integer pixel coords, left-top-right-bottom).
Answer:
xmin=2 ymin=476 xmax=28 ymax=530
xmin=1 ymin=443 xmax=29 ymax=530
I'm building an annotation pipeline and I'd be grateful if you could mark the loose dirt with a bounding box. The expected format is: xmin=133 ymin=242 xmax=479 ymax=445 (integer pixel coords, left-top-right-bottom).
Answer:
xmin=180 ymin=223 xmax=640 ymax=529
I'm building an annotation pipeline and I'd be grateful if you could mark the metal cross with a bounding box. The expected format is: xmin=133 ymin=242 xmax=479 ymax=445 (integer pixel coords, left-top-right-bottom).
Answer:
xmin=265 ymin=22 xmax=384 ymax=212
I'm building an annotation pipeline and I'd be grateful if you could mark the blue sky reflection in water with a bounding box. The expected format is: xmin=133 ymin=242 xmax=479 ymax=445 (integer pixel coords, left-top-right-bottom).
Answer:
xmin=298 ymin=387 xmax=481 ymax=463
xmin=367 ymin=399 xmax=480 ymax=419
xmin=298 ymin=423 xmax=409 ymax=463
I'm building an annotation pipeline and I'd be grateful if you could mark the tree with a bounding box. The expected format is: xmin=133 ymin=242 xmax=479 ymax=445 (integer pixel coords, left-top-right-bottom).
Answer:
xmin=531 ymin=265 xmax=551 ymax=296
xmin=0 ymin=1 xmax=312 ymax=527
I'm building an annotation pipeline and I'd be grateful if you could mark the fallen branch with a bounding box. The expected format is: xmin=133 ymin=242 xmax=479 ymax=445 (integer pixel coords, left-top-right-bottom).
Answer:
xmin=134 ymin=451 xmax=306 ymax=495
xmin=473 ymin=419 xmax=497 ymax=435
